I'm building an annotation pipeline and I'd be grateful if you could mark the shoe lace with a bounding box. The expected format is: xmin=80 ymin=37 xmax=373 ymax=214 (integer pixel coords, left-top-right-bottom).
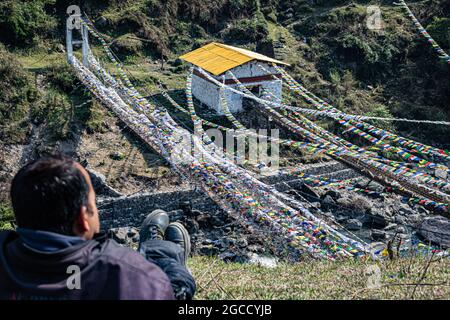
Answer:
xmin=148 ymin=225 xmax=162 ymax=240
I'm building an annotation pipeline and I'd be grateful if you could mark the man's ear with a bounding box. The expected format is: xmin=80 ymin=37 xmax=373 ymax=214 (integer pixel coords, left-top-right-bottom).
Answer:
xmin=73 ymin=206 xmax=90 ymax=237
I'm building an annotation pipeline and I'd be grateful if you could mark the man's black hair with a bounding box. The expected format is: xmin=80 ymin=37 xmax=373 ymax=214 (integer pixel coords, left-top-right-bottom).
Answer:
xmin=10 ymin=154 xmax=90 ymax=235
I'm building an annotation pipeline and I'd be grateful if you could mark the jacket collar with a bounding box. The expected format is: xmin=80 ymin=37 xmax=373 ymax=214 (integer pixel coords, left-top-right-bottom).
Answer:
xmin=16 ymin=228 xmax=86 ymax=252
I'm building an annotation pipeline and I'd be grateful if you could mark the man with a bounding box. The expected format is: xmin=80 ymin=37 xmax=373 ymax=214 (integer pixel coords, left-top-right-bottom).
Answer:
xmin=0 ymin=155 xmax=195 ymax=300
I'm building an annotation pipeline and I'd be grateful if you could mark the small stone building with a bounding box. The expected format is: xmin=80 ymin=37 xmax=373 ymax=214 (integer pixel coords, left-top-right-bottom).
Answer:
xmin=180 ymin=42 xmax=289 ymax=114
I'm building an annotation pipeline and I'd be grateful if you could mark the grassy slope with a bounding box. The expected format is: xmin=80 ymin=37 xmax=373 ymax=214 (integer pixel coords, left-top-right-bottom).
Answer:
xmin=188 ymin=255 xmax=449 ymax=300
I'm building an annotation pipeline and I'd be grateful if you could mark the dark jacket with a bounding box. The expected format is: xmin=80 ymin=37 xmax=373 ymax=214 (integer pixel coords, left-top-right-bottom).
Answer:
xmin=0 ymin=230 xmax=174 ymax=300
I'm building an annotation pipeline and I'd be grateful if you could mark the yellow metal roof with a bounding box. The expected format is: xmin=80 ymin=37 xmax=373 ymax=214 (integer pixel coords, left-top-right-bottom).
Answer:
xmin=179 ymin=42 xmax=289 ymax=76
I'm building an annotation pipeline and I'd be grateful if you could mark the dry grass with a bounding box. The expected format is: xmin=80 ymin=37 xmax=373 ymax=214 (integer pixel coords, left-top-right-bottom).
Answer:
xmin=188 ymin=255 xmax=450 ymax=300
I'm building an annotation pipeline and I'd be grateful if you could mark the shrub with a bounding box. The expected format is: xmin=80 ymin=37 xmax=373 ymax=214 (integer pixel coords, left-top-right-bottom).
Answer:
xmin=31 ymin=89 xmax=72 ymax=140
xmin=44 ymin=63 xmax=77 ymax=92
xmin=0 ymin=203 xmax=15 ymax=231
xmin=223 ymin=18 xmax=269 ymax=44
xmin=0 ymin=45 xmax=38 ymax=143
xmin=0 ymin=0 xmax=57 ymax=46
xmin=427 ymin=17 xmax=450 ymax=48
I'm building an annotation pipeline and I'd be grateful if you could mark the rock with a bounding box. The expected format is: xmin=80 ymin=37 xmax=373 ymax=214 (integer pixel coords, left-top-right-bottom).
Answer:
xmin=336 ymin=215 xmax=348 ymax=223
xmin=398 ymin=204 xmax=415 ymax=216
xmin=395 ymin=215 xmax=406 ymax=225
xmin=435 ymin=169 xmax=448 ymax=180
xmin=168 ymin=209 xmax=184 ymax=221
xmin=185 ymin=219 xmax=199 ymax=234
xmin=196 ymin=214 xmax=213 ymax=228
xmin=300 ymin=183 xmax=320 ymax=200
xmin=321 ymin=195 xmax=336 ymax=210
xmin=321 ymin=211 xmax=333 ymax=218
xmin=407 ymin=214 xmax=423 ymax=225
xmin=127 ymin=228 xmax=138 ymax=238
xmin=211 ymin=215 xmax=224 ymax=227
xmin=248 ymin=253 xmax=278 ymax=268
xmin=96 ymin=16 xmax=108 ymax=27
xmin=237 ymin=238 xmax=248 ymax=248
xmin=396 ymin=226 xmax=406 ymax=234
xmin=198 ymin=245 xmax=220 ymax=256
xmin=371 ymin=230 xmax=387 ymax=241
xmin=219 ymin=252 xmax=237 ymax=262
xmin=110 ymin=151 xmax=125 ymax=161
xmin=418 ymin=216 xmax=450 ymax=248
xmin=87 ymin=168 xmax=123 ymax=197
xmin=336 ymin=197 xmax=351 ymax=207
xmin=247 ymin=244 xmax=265 ymax=253
xmin=56 ymin=44 xmax=65 ymax=53
xmin=367 ymin=213 xmax=388 ymax=229
xmin=325 ymin=190 xmax=341 ymax=200
xmin=188 ymin=209 xmax=202 ymax=218
xmin=345 ymin=219 xmax=362 ymax=231
xmin=417 ymin=206 xmax=429 ymax=215
xmin=110 ymin=227 xmax=128 ymax=244
xmin=179 ymin=201 xmax=192 ymax=214
xmin=384 ymin=223 xmax=398 ymax=231
xmin=365 ymin=181 xmax=384 ymax=193
xmin=311 ymin=202 xmax=321 ymax=208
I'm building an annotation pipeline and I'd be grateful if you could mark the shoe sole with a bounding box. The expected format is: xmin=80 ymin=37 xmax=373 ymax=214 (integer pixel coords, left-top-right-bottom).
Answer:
xmin=167 ymin=222 xmax=191 ymax=264
xmin=139 ymin=210 xmax=169 ymax=245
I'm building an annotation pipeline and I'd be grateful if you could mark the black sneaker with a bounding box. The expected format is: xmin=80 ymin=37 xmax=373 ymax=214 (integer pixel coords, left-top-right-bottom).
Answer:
xmin=139 ymin=209 xmax=170 ymax=242
xmin=165 ymin=222 xmax=191 ymax=266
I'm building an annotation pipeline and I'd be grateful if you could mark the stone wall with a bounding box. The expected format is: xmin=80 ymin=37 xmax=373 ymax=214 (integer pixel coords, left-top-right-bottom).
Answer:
xmin=98 ymin=161 xmax=360 ymax=230
xmin=98 ymin=189 xmax=220 ymax=230
xmin=192 ymin=61 xmax=283 ymax=114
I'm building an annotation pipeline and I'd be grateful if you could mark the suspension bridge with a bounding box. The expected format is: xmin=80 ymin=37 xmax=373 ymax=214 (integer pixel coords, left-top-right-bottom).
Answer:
xmin=66 ymin=2 xmax=450 ymax=260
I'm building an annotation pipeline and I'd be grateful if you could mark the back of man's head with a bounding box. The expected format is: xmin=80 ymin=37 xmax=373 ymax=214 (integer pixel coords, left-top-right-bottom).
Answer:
xmin=10 ymin=155 xmax=90 ymax=235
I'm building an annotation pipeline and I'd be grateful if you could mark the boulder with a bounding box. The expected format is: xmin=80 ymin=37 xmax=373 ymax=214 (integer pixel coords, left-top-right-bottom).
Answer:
xmin=325 ymin=190 xmax=341 ymax=201
xmin=236 ymin=238 xmax=248 ymax=248
xmin=345 ymin=219 xmax=362 ymax=231
xmin=407 ymin=214 xmax=423 ymax=225
xmin=198 ymin=245 xmax=220 ymax=256
xmin=371 ymin=230 xmax=387 ymax=241
xmin=56 ymin=44 xmax=65 ymax=53
xmin=365 ymin=181 xmax=385 ymax=193
xmin=248 ymin=253 xmax=278 ymax=268
xmin=96 ymin=16 xmax=108 ymax=27
xmin=366 ymin=213 xmax=388 ymax=229
xmin=321 ymin=195 xmax=336 ymax=210
xmin=435 ymin=169 xmax=448 ymax=180
xmin=418 ymin=216 xmax=450 ymax=248
xmin=110 ymin=151 xmax=125 ymax=160
xmin=219 ymin=252 xmax=237 ymax=262
xmin=384 ymin=223 xmax=398 ymax=231
xmin=395 ymin=215 xmax=407 ymax=225
xmin=110 ymin=227 xmax=128 ymax=244
xmin=398 ymin=204 xmax=415 ymax=216
xmin=396 ymin=226 xmax=406 ymax=234
xmin=300 ymin=183 xmax=320 ymax=200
